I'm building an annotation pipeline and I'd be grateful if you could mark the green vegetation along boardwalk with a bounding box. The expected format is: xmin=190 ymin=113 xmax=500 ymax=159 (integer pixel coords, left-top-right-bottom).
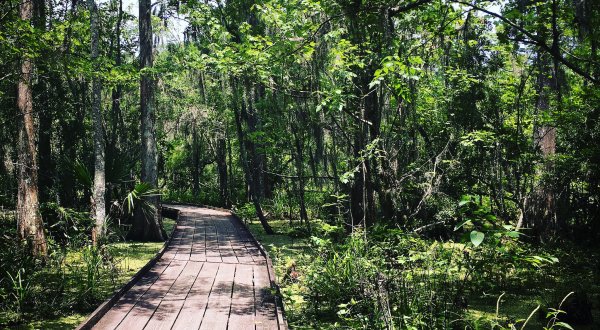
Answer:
xmin=86 ymin=205 xmax=284 ymax=330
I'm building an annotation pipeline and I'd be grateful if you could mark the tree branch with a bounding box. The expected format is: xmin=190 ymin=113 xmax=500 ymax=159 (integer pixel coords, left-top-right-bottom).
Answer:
xmin=453 ymin=1 xmax=599 ymax=85
xmin=389 ymin=0 xmax=434 ymax=17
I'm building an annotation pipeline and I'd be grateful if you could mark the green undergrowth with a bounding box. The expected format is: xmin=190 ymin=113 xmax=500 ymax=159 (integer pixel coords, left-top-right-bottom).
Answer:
xmin=247 ymin=218 xmax=600 ymax=329
xmin=246 ymin=219 xmax=314 ymax=327
xmin=465 ymin=245 xmax=600 ymax=329
xmin=0 ymin=217 xmax=176 ymax=329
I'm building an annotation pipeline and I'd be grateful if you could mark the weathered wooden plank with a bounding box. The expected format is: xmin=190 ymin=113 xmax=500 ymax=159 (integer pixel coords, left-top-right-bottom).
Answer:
xmin=199 ymin=263 xmax=236 ymax=330
xmin=205 ymin=225 xmax=222 ymax=263
xmin=143 ymin=299 xmax=185 ymax=330
xmin=171 ymin=263 xmax=219 ymax=330
xmin=218 ymin=224 xmax=239 ymax=264
xmin=85 ymin=205 xmax=283 ymax=330
xmin=164 ymin=261 xmax=203 ymax=300
xmin=188 ymin=262 xmax=220 ymax=297
xmin=90 ymin=297 xmax=138 ymax=330
xmin=172 ymin=218 xmax=189 ymax=261
xmin=231 ymin=236 xmax=254 ymax=264
xmin=140 ymin=260 xmax=187 ymax=300
xmin=246 ymin=240 xmax=265 ymax=264
xmin=170 ymin=297 xmax=209 ymax=330
xmin=254 ymin=264 xmax=279 ymax=330
xmin=190 ymin=222 xmax=207 ymax=262
xmin=228 ymin=264 xmax=255 ymax=330
xmin=114 ymin=298 xmax=161 ymax=330
xmin=91 ymin=260 xmax=170 ymax=330
xmin=174 ymin=217 xmax=194 ymax=261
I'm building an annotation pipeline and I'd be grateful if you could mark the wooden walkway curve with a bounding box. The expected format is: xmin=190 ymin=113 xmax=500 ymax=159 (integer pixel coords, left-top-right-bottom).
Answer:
xmin=81 ymin=205 xmax=285 ymax=330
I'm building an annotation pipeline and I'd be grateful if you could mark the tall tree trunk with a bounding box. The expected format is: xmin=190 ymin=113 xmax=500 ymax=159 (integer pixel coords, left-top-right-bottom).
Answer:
xmin=106 ymin=0 xmax=124 ymax=207
xmin=34 ymin=0 xmax=53 ymax=204
xmin=522 ymin=53 xmax=558 ymax=236
xmin=37 ymin=87 xmax=53 ymax=204
xmin=17 ymin=0 xmax=47 ymax=258
xmin=344 ymin=4 xmax=380 ymax=231
xmin=216 ymin=136 xmax=229 ymax=207
xmin=292 ymin=120 xmax=309 ymax=224
xmin=129 ymin=0 xmax=164 ymax=241
xmin=109 ymin=0 xmax=123 ymax=153
xmin=88 ymin=0 xmax=106 ymax=243
xmin=522 ymin=2 xmax=562 ymax=237
xmin=232 ymin=80 xmax=274 ymax=234
xmin=192 ymin=121 xmax=200 ymax=198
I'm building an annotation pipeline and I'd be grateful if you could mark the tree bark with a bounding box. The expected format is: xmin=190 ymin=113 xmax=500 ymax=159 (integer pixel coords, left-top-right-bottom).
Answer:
xmin=292 ymin=123 xmax=309 ymax=224
xmin=523 ymin=53 xmax=558 ymax=236
xmin=192 ymin=121 xmax=200 ymax=198
xmin=232 ymin=80 xmax=274 ymax=234
xmin=109 ymin=0 xmax=124 ymax=152
xmin=129 ymin=0 xmax=164 ymax=241
xmin=216 ymin=136 xmax=230 ymax=207
xmin=88 ymin=0 xmax=106 ymax=243
xmin=345 ymin=5 xmax=380 ymax=230
xmin=33 ymin=0 xmax=53 ymax=205
xmin=17 ymin=0 xmax=47 ymax=258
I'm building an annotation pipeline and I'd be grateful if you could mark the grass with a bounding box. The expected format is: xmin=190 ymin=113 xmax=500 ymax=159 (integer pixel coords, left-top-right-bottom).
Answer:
xmin=9 ymin=315 xmax=87 ymax=330
xmin=1 ymin=217 xmax=176 ymax=330
xmin=246 ymin=219 xmax=312 ymax=271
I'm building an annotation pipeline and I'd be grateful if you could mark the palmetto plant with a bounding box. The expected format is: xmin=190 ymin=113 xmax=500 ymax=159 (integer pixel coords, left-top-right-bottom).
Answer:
xmin=123 ymin=182 xmax=161 ymax=218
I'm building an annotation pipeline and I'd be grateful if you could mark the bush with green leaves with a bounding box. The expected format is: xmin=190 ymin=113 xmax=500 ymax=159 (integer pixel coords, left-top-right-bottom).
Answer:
xmin=234 ymin=202 xmax=258 ymax=223
xmin=301 ymin=229 xmax=464 ymax=329
xmin=452 ymin=195 xmax=558 ymax=291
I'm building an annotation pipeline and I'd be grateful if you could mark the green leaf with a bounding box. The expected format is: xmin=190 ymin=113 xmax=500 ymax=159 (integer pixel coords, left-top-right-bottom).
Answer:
xmin=454 ymin=219 xmax=472 ymax=231
xmin=470 ymin=230 xmax=485 ymax=247
xmin=555 ymin=322 xmax=574 ymax=330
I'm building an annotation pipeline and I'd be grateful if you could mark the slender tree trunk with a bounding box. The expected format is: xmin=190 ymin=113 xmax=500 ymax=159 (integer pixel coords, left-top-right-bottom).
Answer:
xmin=232 ymin=80 xmax=274 ymax=234
xmin=37 ymin=88 xmax=53 ymax=204
xmin=226 ymin=124 xmax=234 ymax=204
xmin=109 ymin=0 xmax=123 ymax=150
xmin=106 ymin=0 xmax=124 ymax=207
xmin=192 ymin=121 xmax=200 ymax=198
xmin=129 ymin=0 xmax=164 ymax=241
xmin=17 ymin=0 xmax=47 ymax=258
xmin=216 ymin=136 xmax=229 ymax=207
xmin=292 ymin=122 xmax=309 ymax=224
xmin=88 ymin=0 xmax=105 ymax=243
xmin=34 ymin=0 xmax=53 ymax=204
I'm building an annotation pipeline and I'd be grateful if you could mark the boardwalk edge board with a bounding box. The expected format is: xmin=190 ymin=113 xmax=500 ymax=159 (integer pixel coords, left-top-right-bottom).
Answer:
xmin=230 ymin=213 xmax=289 ymax=329
xmin=76 ymin=206 xmax=180 ymax=330
xmin=163 ymin=202 xmax=289 ymax=330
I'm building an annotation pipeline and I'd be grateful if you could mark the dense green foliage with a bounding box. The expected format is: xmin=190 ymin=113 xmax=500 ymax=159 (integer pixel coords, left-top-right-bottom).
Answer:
xmin=1 ymin=0 xmax=600 ymax=327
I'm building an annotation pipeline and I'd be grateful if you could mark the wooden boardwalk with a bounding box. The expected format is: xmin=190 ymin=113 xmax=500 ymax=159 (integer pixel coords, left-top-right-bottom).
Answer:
xmin=88 ymin=205 xmax=283 ymax=330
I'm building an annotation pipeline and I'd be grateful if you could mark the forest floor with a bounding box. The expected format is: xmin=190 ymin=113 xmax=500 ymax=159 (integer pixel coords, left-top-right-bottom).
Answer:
xmin=0 ymin=218 xmax=176 ymax=330
xmin=246 ymin=219 xmax=600 ymax=329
